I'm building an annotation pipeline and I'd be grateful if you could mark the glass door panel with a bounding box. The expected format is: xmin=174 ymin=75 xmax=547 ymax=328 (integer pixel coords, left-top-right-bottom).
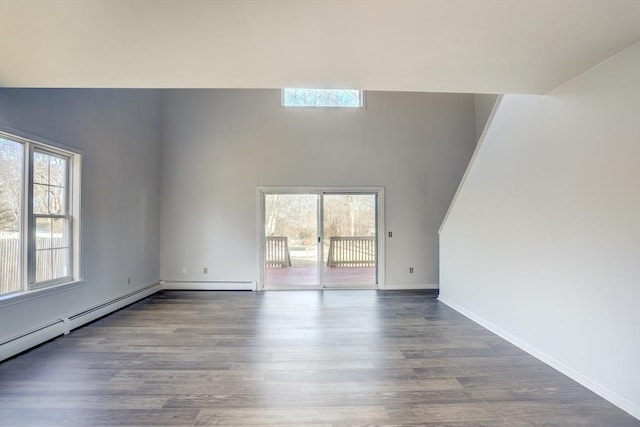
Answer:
xmin=264 ymin=194 xmax=319 ymax=287
xmin=322 ymin=194 xmax=377 ymax=286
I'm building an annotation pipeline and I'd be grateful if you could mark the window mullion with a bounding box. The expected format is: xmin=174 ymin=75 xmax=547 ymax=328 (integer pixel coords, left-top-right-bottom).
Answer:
xmin=26 ymin=143 xmax=35 ymax=288
xmin=65 ymin=158 xmax=72 ymax=279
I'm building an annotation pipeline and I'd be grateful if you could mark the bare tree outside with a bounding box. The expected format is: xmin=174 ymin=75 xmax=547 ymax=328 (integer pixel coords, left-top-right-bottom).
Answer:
xmin=0 ymin=137 xmax=23 ymax=294
xmin=265 ymin=194 xmax=317 ymax=249
xmin=33 ymin=151 xmax=67 ymax=216
xmin=323 ymin=194 xmax=375 ymax=238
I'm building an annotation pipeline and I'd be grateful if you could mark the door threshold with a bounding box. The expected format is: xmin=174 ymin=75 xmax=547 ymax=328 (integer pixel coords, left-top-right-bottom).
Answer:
xmin=263 ymin=285 xmax=378 ymax=291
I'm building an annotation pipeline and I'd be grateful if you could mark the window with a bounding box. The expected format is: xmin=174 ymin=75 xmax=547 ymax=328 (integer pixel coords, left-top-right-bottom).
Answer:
xmin=0 ymin=131 xmax=81 ymax=297
xmin=0 ymin=137 xmax=23 ymax=295
xmin=33 ymin=150 xmax=71 ymax=286
xmin=282 ymin=88 xmax=363 ymax=108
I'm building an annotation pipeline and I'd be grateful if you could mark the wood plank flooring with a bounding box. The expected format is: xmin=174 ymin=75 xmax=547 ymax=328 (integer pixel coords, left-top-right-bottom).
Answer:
xmin=0 ymin=290 xmax=637 ymax=426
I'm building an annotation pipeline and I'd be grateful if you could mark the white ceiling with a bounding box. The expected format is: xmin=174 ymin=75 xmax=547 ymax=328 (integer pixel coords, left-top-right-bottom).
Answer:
xmin=0 ymin=0 xmax=638 ymax=94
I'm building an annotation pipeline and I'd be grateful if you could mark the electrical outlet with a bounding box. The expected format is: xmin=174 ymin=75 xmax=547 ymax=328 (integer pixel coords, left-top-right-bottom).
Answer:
xmin=388 ymin=231 xmax=393 ymax=237
xmin=203 ymin=267 xmax=208 ymax=274
xmin=127 ymin=277 xmax=131 ymax=285
xmin=409 ymin=267 xmax=414 ymax=274
xmin=182 ymin=267 xmax=188 ymax=275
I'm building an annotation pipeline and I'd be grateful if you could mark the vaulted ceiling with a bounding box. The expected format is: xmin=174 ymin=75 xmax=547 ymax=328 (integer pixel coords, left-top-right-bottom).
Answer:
xmin=0 ymin=0 xmax=638 ymax=94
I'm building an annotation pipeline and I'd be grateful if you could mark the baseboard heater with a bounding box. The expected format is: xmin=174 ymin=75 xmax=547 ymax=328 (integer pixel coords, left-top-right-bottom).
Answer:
xmin=0 ymin=282 xmax=162 ymax=362
xmin=66 ymin=282 xmax=161 ymax=329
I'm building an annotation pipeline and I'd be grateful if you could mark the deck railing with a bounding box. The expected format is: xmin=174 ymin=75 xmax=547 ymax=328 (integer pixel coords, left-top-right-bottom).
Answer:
xmin=265 ymin=236 xmax=292 ymax=267
xmin=265 ymin=236 xmax=376 ymax=269
xmin=327 ymin=236 xmax=375 ymax=267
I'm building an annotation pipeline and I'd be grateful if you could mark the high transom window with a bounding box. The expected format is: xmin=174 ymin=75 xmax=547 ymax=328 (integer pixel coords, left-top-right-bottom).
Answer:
xmin=0 ymin=130 xmax=81 ymax=297
xmin=282 ymin=88 xmax=364 ymax=108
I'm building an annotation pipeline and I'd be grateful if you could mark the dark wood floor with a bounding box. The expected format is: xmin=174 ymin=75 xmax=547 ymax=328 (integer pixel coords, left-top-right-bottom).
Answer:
xmin=0 ymin=290 xmax=637 ymax=426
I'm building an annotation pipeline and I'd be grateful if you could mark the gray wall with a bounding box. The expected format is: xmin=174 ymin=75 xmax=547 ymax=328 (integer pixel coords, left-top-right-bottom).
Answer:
xmin=0 ymin=89 xmax=162 ymax=343
xmin=160 ymin=90 xmax=477 ymax=287
xmin=440 ymin=43 xmax=640 ymax=417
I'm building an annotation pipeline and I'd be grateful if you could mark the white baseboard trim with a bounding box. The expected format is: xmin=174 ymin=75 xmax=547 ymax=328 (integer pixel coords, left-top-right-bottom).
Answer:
xmin=438 ymin=295 xmax=640 ymax=421
xmin=384 ymin=283 xmax=439 ymax=290
xmin=0 ymin=281 xmax=162 ymax=362
xmin=162 ymin=281 xmax=256 ymax=291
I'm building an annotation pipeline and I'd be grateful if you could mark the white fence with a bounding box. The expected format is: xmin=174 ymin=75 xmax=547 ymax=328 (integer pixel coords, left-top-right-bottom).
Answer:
xmin=0 ymin=237 xmax=20 ymax=294
xmin=0 ymin=237 xmax=67 ymax=295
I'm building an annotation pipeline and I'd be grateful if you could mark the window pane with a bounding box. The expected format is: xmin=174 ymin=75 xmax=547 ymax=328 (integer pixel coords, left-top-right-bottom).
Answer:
xmin=36 ymin=248 xmax=71 ymax=283
xmin=0 ymin=137 xmax=23 ymax=295
xmin=36 ymin=250 xmax=52 ymax=283
xmin=33 ymin=151 xmax=67 ymax=215
xmin=33 ymin=183 xmax=49 ymax=214
xmin=36 ymin=217 xmax=52 ymax=250
xmin=33 ymin=151 xmax=49 ymax=185
xmin=35 ymin=217 xmax=70 ymax=283
xmin=51 ymin=218 xmax=69 ymax=248
xmin=49 ymin=156 xmax=67 ymax=187
xmin=283 ymin=88 xmax=362 ymax=107
xmin=51 ymin=248 xmax=70 ymax=279
xmin=49 ymin=186 xmax=66 ymax=215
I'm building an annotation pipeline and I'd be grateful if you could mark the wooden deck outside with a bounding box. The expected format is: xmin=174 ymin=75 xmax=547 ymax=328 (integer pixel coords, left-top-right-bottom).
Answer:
xmin=266 ymin=265 xmax=376 ymax=286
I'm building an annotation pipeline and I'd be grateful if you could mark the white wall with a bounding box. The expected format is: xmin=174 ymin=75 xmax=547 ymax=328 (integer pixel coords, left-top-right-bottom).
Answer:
xmin=440 ymin=43 xmax=640 ymax=417
xmin=0 ymin=89 xmax=162 ymax=344
xmin=473 ymin=94 xmax=499 ymax=141
xmin=160 ymin=90 xmax=476 ymax=288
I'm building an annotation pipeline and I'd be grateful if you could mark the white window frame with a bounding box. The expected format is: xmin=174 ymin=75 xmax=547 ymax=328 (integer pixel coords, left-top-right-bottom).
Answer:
xmin=0 ymin=129 xmax=82 ymax=299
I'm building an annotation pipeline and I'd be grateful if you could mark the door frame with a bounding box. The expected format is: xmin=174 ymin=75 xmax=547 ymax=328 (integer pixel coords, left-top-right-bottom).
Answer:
xmin=256 ymin=186 xmax=385 ymax=291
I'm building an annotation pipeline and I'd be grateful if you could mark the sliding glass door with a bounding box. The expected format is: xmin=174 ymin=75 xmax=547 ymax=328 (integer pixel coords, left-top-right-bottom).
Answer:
xmin=262 ymin=189 xmax=380 ymax=289
xmin=322 ymin=194 xmax=377 ymax=286
xmin=264 ymin=194 xmax=320 ymax=287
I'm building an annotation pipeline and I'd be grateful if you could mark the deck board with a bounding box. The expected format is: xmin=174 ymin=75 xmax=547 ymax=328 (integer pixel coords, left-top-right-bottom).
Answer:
xmin=266 ymin=266 xmax=376 ymax=286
